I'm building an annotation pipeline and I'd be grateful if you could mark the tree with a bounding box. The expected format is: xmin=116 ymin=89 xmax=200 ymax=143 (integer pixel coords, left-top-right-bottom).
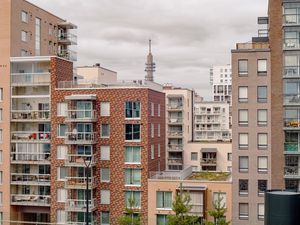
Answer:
xmin=204 ymin=192 xmax=230 ymax=225
xmin=167 ymin=184 xmax=201 ymax=225
xmin=118 ymin=198 xmax=143 ymax=225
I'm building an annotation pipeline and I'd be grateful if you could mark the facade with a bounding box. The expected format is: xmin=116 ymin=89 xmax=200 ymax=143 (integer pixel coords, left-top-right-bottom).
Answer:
xmin=184 ymin=142 xmax=232 ymax=172
xmin=148 ymin=168 xmax=232 ymax=225
xmin=194 ymin=101 xmax=231 ymax=141
xmin=0 ymin=0 xmax=76 ymax=223
xmin=163 ymin=85 xmax=194 ymax=171
xmin=209 ymin=64 xmax=232 ymax=105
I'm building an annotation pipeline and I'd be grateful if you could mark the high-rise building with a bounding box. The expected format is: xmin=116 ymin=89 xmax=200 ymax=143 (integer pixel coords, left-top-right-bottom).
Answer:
xmin=0 ymin=0 xmax=77 ymax=223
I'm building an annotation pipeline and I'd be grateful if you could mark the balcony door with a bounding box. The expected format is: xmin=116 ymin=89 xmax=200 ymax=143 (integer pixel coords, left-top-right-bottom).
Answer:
xmin=76 ymin=101 xmax=92 ymax=118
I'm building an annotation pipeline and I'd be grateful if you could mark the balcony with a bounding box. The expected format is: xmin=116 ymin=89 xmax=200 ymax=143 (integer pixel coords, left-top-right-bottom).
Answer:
xmin=58 ymin=33 xmax=77 ymax=45
xmin=284 ymin=95 xmax=300 ymax=105
xmin=11 ymin=194 xmax=50 ymax=206
xmin=11 ymin=152 xmax=50 ymax=164
xmin=65 ymin=154 xmax=94 ymax=167
xmin=195 ymin=119 xmax=221 ymax=124
xmin=283 ymin=39 xmax=300 ymax=50
xmin=11 ymin=73 xmax=50 ymax=86
xmin=11 ymin=131 xmax=51 ymax=143
xmin=168 ymin=158 xmax=183 ymax=164
xmin=65 ymin=177 xmax=94 ymax=189
xmin=167 ymin=144 xmax=183 ymax=152
xmin=11 ymin=173 xmax=50 ymax=185
xmin=168 ymin=131 xmax=183 ymax=138
xmin=65 ymin=110 xmax=97 ymax=122
xmin=200 ymin=158 xmax=217 ymax=165
xmin=65 ymin=199 xmax=94 ymax=212
xmin=65 ymin=132 xmax=97 ymax=145
xmin=284 ymin=166 xmax=300 ymax=179
xmin=284 ymin=66 xmax=300 ymax=78
xmin=167 ymin=104 xmax=183 ymax=111
xmin=284 ymin=118 xmax=300 ymax=129
xmin=283 ymin=14 xmax=300 ymax=26
xmin=168 ymin=118 xmax=183 ymax=124
xmin=58 ymin=49 xmax=77 ymax=61
xmin=11 ymin=110 xmax=50 ymax=122
xmin=285 ymin=143 xmax=300 ymax=154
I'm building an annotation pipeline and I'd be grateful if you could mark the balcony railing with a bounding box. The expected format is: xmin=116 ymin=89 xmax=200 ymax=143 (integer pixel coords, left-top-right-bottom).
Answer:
xmin=11 ymin=73 xmax=50 ymax=86
xmin=167 ymin=144 xmax=183 ymax=152
xmin=11 ymin=110 xmax=50 ymax=121
xmin=65 ymin=176 xmax=94 ymax=189
xmin=58 ymin=33 xmax=77 ymax=45
xmin=168 ymin=131 xmax=183 ymax=137
xmin=65 ymin=199 xmax=94 ymax=212
xmin=168 ymin=158 xmax=183 ymax=164
xmin=65 ymin=154 xmax=94 ymax=166
xmin=284 ymin=66 xmax=300 ymax=77
xmin=11 ymin=131 xmax=51 ymax=142
xmin=58 ymin=49 xmax=77 ymax=61
xmin=284 ymin=142 xmax=300 ymax=154
xmin=284 ymin=95 xmax=300 ymax=105
xmin=283 ymin=14 xmax=300 ymax=26
xmin=66 ymin=110 xmax=97 ymax=122
xmin=195 ymin=119 xmax=221 ymax=124
xmin=168 ymin=118 xmax=183 ymax=124
xmin=11 ymin=194 xmax=50 ymax=206
xmin=11 ymin=152 xmax=50 ymax=163
xmin=167 ymin=104 xmax=183 ymax=110
xmin=11 ymin=173 xmax=50 ymax=185
xmin=283 ymin=39 xmax=300 ymax=50
xmin=284 ymin=118 xmax=300 ymax=128
xmin=284 ymin=166 xmax=300 ymax=178
xmin=200 ymin=158 xmax=217 ymax=165
xmin=65 ymin=132 xmax=97 ymax=144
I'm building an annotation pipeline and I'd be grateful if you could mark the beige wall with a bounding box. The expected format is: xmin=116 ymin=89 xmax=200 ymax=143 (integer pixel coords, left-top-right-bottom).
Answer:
xmin=148 ymin=179 xmax=232 ymax=225
xmin=77 ymin=66 xmax=117 ymax=84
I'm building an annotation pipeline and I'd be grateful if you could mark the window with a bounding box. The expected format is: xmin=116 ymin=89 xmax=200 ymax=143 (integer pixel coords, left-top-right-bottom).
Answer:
xmin=57 ymin=210 xmax=66 ymax=224
xmin=0 ymin=109 xmax=2 ymax=121
xmin=258 ymin=180 xmax=267 ymax=196
xmin=101 ymin=212 xmax=110 ymax=225
xmin=239 ymin=179 xmax=248 ymax=196
xmin=239 ymin=156 xmax=249 ymax=172
xmin=239 ymin=133 xmax=248 ymax=149
xmin=57 ymin=189 xmax=67 ymax=202
xmin=21 ymin=11 xmax=28 ymax=23
xmin=284 ymin=55 xmax=298 ymax=77
xmin=101 ymin=102 xmax=110 ymax=116
xmin=151 ymin=102 xmax=154 ymax=116
xmin=101 ymin=168 xmax=110 ymax=182
xmin=258 ymin=133 xmax=268 ymax=149
xmin=125 ymin=169 xmax=141 ymax=186
xmin=101 ymin=124 xmax=110 ymax=138
xmin=158 ymin=104 xmax=161 ymax=117
xmin=57 ymin=103 xmax=68 ymax=116
xmin=191 ymin=152 xmax=198 ymax=161
xmin=49 ymin=24 xmax=52 ymax=35
xmin=0 ymin=212 xmax=2 ymax=225
xmin=21 ymin=31 xmax=27 ymax=42
xmin=239 ymin=203 xmax=249 ymax=219
xmin=239 ymin=109 xmax=248 ymax=126
xmin=101 ymin=190 xmax=110 ymax=204
xmin=258 ymin=59 xmax=267 ymax=74
xmin=0 ymin=172 xmax=2 ymax=185
xmin=257 ymin=86 xmax=267 ymax=103
xmin=125 ymin=124 xmax=141 ymax=141
xmin=35 ymin=18 xmax=41 ymax=55
xmin=257 ymin=203 xmax=265 ymax=220
xmin=101 ymin=146 xmax=110 ymax=160
xmin=238 ymin=60 xmax=248 ymax=75
xmin=158 ymin=124 xmax=161 ymax=137
xmin=57 ymin=167 xmax=67 ymax=180
xmin=0 ymin=151 xmax=2 ymax=164
xmin=125 ymin=101 xmax=140 ymax=118
xmin=151 ymin=124 xmax=154 ymax=138
xmin=158 ymin=144 xmax=161 ymax=158
xmin=0 ymin=130 xmax=3 ymax=143
xmin=157 ymin=215 xmax=168 ymax=225
xmin=258 ymin=157 xmax=268 ymax=173
xmin=227 ymin=153 xmax=232 ymax=161
xmin=125 ymin=146 xmax=141 ymax=163
xmin=125 ymin=191 xmax=141 ymax=208
xmin=0 ymin=88 xmax=2 ymax=101
xmin=57 ymin=145 xmax=68 ymax=159
xmin=213 ymin=192 xmax=226 ymax=208
xmin=238 ymin=87 xmax=248 ymax=102
xmin=156 ymin=191 xmax=172 ymax=209
xmin=258 ymin=109 xmax=267 ymax=126
xmin=151 ymin=145 xmax=154 ymax=159
xmin=57 ymin=124 xmax=67 ymax=137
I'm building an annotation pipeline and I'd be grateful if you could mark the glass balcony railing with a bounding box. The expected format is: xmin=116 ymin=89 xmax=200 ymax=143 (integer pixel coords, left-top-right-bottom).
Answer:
xmin=11 ymin=73 xmax=50 ymax=86
xmin=284 ymin=66 xmax=300 ymax=77
xmin=58 ymin=49 xmax=77 ymax=61
xmin=283 ymin=14 xmax=300 ymax=26
xmin=65 ymin=176 xmax=94 ymax=189
xmin=66 ymin=110 xmax=97 ymax=122
xmin=11 ymin=194 xmax=50 ymax=206
xmin=11 ymin=173 xmax=50 ymax=185
xmin=65 ymin=154 xmax=94 ymax=166
xmin=284 ymin=166 xmax=300 ymax=178
xmin=167 ymin=144 xmax=183 ymax=152
xmin=11 ymin=110 xmax=50 ymax=121
xmin=168 ymin=131 xmax=183 ymax=137
xmin=284 ymin=142 xmax=300 ymax=153
xmin=167 ymin=104 xmax=183 ymax=110
xmin=200 ymin=158 xmax=217 ymax=165
xmin=168 ymin=118 xmax=183 ymax=124
xmin=168 ymin=158 xmax=183 ymax=164
xmin=58 ymin=33 xmax=77 ymax=45
xmin=284 ymin=94 xmax=300 ymax=105
xmin=11 ymin=131 xmax=51 ymax=142
xmin=65 ymin=199 xmax=94 ymax=212
xmin=283 ymin=39 xmax=300 ymax=50
xmin=11 ymin=152 xmax=50 ymax=163
xmin=65 ymin=132 xmax=97 ymax=144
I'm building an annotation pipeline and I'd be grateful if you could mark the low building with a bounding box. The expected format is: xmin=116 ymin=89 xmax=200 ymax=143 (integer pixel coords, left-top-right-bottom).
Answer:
xmin=148 ymin=167 xmax=232 ymax=225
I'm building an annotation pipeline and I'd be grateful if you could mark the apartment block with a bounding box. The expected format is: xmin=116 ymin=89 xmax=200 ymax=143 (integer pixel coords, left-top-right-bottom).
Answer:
xmin=194 ymin=101 xmax=231 ymax=141
xmin=163 ymin=85 xmax=194 ymax=171
xmin=148 ymin=168 xmax=232 ymax=225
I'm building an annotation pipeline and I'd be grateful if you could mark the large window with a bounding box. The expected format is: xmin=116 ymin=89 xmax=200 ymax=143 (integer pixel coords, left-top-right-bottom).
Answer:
xmin=239 ymin=179 xmax=248 ymax=196
xmin=125 ymin=101 xmax=140 ymax=118
xmin=258 ymin=204 xmax=265 ymax=220
xmin=156 ymin=191 xmax=172 ymax=209
xmin=213 ymin=192 xmax=226 ymax=208
xmin=57 ymin=167 xmax=67 ymax=180
xmin=239 ymin=203 xmax=249 ymax=220
xmin=238 ymin=87 xmax=248 ymax=102
xmin=258 ymin=59 xmax=267 ymax=75
xmin=258 ymin=157 xmax=268 ymax=173
xmin=125 ymin=191 xmax=141 ymax=208
xmin=238 ymin=60 xmax=248 ymax=76
xmin=101 ymin=146 xmax=110 ymax=160
xmin=57 ymin=189 xmax=67 ymax=202
xmin=258 ymin=180 xmax=267 ymax=196
xmin=125 ymin=124 xmax=141 ymax=141
xmin=57 ymin=124 xmax=67 ymax=138
xmin=125 ymin=169 xmax=141 ymax=186
xmin=57 ymin=145 xmax=68 ymax=159
xmin=57 ymin=103 xmax=68 ymax=117
xmin=57 ymin=210 xmax=66 ymax=224
xmin=101 ymin=124 xmax=110 ymax=138
xmin=284 ymin=55 xmax=299 ymax=77
xmin=101 ymin=102 xmax=110 ymax=116
xmin=101 ymin=190 xmax=110 ymax=204
xmin=257 ymin=86 xmax=267 ymax=103
xmin=35 ymin=18 xmax=41 ymax=55
xmin=258 ymin=109 xmax=267 ymax=126
xmin=239 ymin=156 xmax=248 ymax=172
xmin=239 ymin=109 xmax=248 ymax=126
xmin=157 ymin=215 xmax=168 ymax=225
xmin=258 ymin=133 xmax=268 ymax=149
xmin=101 ymin=168 xmax=110 ymax=182
xmin=101 ymin=212 xmax=110 ymax=225
xmin=191 ymin=152 xmax=198 ymax=161
xmin=239 ymin=133 xmax=248 ymax=149
xmin=125 ymin=146 xmax=141 ymax=164
xmin=21 ymin=11 xmax=28 ymax=23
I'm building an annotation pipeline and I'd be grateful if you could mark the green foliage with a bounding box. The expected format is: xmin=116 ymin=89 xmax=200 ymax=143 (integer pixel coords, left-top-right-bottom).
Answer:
xmin=204 ymin=193 xmax=230 ymax=225
xmin=118 ymin=198 xmax=142 ymax=225
xmin=167 ymin=184 xmax=201 ymax=225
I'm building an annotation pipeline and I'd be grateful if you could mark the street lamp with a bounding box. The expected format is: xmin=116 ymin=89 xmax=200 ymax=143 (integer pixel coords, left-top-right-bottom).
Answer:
xmin=83 ymin=156 xmax=92 ymax=225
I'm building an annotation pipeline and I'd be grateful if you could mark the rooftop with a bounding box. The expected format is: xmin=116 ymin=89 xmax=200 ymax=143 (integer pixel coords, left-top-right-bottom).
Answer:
xmin=234 ymin=41 xmax=270 ymax=51
xmin=187 ymin=171 xmax=231 ymax=181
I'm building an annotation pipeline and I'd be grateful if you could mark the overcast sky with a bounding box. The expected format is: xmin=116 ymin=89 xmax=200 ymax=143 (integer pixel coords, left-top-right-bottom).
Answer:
xmin=29 ymin=0 xmax=268 ymax=100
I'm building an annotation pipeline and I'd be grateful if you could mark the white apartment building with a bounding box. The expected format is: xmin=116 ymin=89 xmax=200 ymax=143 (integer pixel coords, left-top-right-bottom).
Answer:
xmin=163 ymin=85 xmax=194 ymax=171
xmin=194 ymin=102 xmax=231 ymax=141
xmin=209 ymin=64 xmax=232 ymax=105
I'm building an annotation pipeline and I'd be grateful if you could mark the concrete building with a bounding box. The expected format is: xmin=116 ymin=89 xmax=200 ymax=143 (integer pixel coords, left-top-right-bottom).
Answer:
xmin=163 ymin=85 xmax=194 ymax=171
xmin=194 ymin=101 xmax=231 ymax=142
xmin=148 ymin=168 xmax=232 ymax=225
xmin=0 ymin=0 xmax=76 ymax=223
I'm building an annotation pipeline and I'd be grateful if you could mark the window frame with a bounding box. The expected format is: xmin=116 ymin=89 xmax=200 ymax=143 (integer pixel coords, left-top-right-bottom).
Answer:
xmin=101 ymin=124 xmax=110 ymax=138
xmin=125 ymin=124 xmax=141 ymax=141
xmin=238 ymin=86 xmax=248 ymax=103
xmin=125 ymin=101 xmax=141 ymax=119
xmin=258 ymin=59 xmax=267 ymax=75
xmin=257 ymin=109 xmax=267 ymax=126
xmin=239 ymin=156 xmax=249 ymax=173
xmin=257 ymin=86 xmax=268 ymax=103
xmin=238 ymin=59 xmax=248 ymax=76
xmin=238 ymin=109 xmax=248 ymax=126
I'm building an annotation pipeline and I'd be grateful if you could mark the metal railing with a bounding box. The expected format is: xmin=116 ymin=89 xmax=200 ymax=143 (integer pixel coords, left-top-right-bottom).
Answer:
xmin=65 ymin=176 xmax=94 ymax=189
xmin=284 ymin=118 xmax=300 ymax=128
xmin=11 ymin=152 xmax=50 ymax=162
xmin=167 ymin=144 xmax=183 ymax=151
xmin=284 ymin=142 xmax=300 ymax=153
xmin=66 ymin=110 xmax=97 ymax=121
xmin=11 ymin=131 xmax=51 ymax=142
xmin=168 ymin=158 xmax=183 ymax=164
xmin=284 ymin=94 xmax=300 ymax=105
xmin=65 ymin=154 xmax=94 ymax=166
xmin=201 ymin=158 xmax=217 ymax=164
xmin=168 ymin=131 xmax=183 ymax=137
xmin=65 ymin=199 xmax=94 ymax=211
xmin=283 ymin=14 xmax=300 ymax=26
xmin=284 ymin=66 xmax=300 ymax=77
xmin=11 ymin=73 xmax=50 ymax=86
xmin=168 ymin=118 xmax=183 ymax=124
xmin=167 ymin=104 xmax=183 ymax=110
xmin=11 ymin=173 xmax=50 ymax=184
xmin=11 ymin=194 xmax=50 ymax=206
xmin=65 ymin=132 xmax=97 ymax=144
xmin=150 ymin=166 xmax=193 ymax=180
xmin=283 ymin=39 xmax=300 ymax=50
xmin=11 ymin=110 xmax=50 ymax=120
xmin=284 ymin=166 xmax=300 ymax=177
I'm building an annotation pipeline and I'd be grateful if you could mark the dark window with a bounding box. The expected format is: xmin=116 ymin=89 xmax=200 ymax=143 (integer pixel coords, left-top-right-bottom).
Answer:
xmin=125 ymin=124 xmax=141 ymax=141
xmin=258 ymin=180 xmax=267 ymax=196
xmin=125 ymin=101 xmax=140 ymax=118
xmin=257 ymin=86 xmax=267 ymax=103
xmin=239 ymin=179 xmax=248 ymax=196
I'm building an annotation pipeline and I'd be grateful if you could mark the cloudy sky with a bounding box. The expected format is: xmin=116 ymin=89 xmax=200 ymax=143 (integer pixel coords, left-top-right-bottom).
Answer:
xmin=30 ymin=0 xmax=268 ymax=99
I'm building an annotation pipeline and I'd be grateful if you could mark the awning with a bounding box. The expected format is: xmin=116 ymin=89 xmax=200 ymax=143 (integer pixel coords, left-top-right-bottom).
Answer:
xmin=201 ymin=148 xmax=217 ymax=153
xmin=65 ymin=94 xmax=96 ymax=100
xmin=177 ymin=184 xmax=207 ymax=191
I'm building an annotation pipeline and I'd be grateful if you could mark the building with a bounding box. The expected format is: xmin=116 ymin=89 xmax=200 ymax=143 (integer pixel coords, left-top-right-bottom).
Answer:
xmin=0 ymin=0 xmax=77 ymax=223
xmin=231 ymin=27 xmax=271 ymax=224
xmin=209 ymin=64 xmax=232 ymax=105
xmin=163 ymin=85 xmax=194 ymax=171
xmin=194 ymin=101 xmax=231 ymax=142
xmin=184 ymin=142 xmax=232 ymax=172
xmin=148 ymin=168 xmax=232 ymax=225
